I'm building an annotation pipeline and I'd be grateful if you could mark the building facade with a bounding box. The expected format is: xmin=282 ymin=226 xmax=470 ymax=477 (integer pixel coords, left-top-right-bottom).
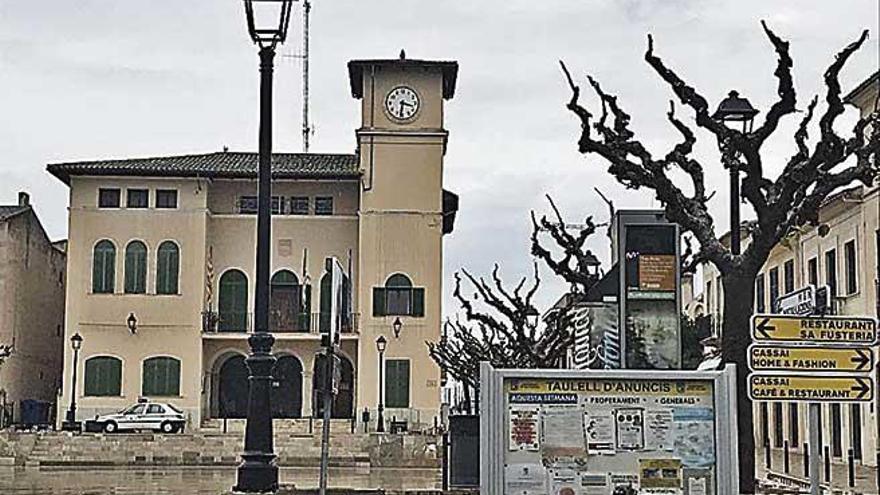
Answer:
xmin=49 ymin=56 xmax=459 ymax=430
xmin=0 ymin=192 xmax=67 ymax=425
xmin=702 ymin=72 xmax=879 ymax=465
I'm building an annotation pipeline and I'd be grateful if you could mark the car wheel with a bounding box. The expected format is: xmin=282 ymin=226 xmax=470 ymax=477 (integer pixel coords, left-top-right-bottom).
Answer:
xmin=103 ymin=421 xmax=117 ymax=434
xmin=160 ymin=421 xmax=175 ymax=434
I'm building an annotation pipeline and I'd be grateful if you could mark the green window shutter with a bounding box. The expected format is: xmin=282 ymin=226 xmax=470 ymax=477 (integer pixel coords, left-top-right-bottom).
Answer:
xmin=157 ymin=242 xmax=179 ymax=295
xmin=385 ymin=359 xmax=410 ymax=408
xmin=85 ymin=357 xmax=121 ymax=396
xmin=93 ymin=241 xmax=116 ymax=293
xmin=412 ymin=288 xmax=425 ymax=317
xmin=373 ymin=288 xmax=386 ymax=316
xmin=143 ymin=357 xmax=180 ymax=396
xmin=301 ymin=284 xmax=312 ymax=331
xmin=219 ymin=270 xmax=248 ymax=331
xmin=124 ymin=241 xmax=147 ymax=294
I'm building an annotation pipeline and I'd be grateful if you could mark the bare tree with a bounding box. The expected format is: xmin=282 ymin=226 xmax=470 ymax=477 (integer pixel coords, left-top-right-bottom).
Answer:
xmin=429 ymin=197 xmax=608 ymax=408
xmin=560 ymin=22 xmax=878 ymax=492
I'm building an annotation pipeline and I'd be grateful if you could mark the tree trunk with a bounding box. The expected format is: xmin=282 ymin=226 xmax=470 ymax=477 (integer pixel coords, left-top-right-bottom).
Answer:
xmin=721 ymin=270 xmax=758 ymax=493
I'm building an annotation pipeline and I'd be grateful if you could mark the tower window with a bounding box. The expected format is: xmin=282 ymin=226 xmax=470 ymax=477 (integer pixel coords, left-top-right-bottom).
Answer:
xmin=314 ymin=197 xmax=333 ymax=216
xmin=290 ymin=196 xmax=309 ymax=215
xmin=127 ymin=189 xmax=149 ymax=208
xmin=98 ymin=189 xmax=121 ymax=208
xmin=155 ymin=190 xmax=178 ymax=209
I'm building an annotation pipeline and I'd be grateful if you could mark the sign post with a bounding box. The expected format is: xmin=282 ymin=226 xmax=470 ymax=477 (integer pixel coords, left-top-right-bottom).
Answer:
xmin=747 ymin=313 xmax=878 ymax=495
xmin=318 ymin=256 xmax=346 ymax=495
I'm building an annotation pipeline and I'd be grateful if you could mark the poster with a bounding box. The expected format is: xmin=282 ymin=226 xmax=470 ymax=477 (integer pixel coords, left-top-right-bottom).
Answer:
xmin=688 ymin=477 xmax=707 ymax=495
xmin=509 ymin=405 xmax=541 ymax=451
xmin=609 ymin=473 xmax=640 ymax=493
xmin=542 ymin=405 xmax=587 ymax=457
xmin=615 ymin=408 xmax=645 ymax=450
xmin=639 ymin=458 xmax=682 ymax=490
xmin=549 ymin=467 xmax=579 ymax=495
xmin=683 ymin=468 xmax=713 ymax=495
xmin=504 ymin=463 xmax=547 ymax=495
xmin=583 ymin=411 xmax=615 ymax=453
xmin=638 ymin=254 xmax=676 ymax=291
xmin=580 ymin=472 xmax=610 ymax=495
xmin=645 ymin=408 xmax=674 ymax=451
xmin=673 ymin=408 xmax=715 ymax=468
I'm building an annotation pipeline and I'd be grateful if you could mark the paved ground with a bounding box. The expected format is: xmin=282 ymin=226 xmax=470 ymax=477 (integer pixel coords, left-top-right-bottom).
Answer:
xmin=0 ymin=466 xmax=441 ymax=495
xmin=757 ymin=449 xmax=878 ymax=494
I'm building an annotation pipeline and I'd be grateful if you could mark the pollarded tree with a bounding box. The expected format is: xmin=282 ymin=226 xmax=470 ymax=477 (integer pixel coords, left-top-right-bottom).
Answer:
xmin=428 ymin=197 xmax=606 ymax=409
xmin=560 ymin=22 xmax=878 ymax=492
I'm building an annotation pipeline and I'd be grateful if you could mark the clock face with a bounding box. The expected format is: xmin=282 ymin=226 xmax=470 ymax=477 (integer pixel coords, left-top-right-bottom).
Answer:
xmin=384 ymin=86 xmax=420 ymax=121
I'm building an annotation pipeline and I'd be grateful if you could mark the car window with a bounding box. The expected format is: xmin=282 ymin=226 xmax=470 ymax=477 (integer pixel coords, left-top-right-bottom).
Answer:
xmin=147 ymin=405 xmax=164 ymax=414
xmin=125 ymin=404 xmax=146 ymax=415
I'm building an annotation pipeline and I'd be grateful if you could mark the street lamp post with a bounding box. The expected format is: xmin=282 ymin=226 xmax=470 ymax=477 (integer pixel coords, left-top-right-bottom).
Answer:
xmin=376 ymin=335 xmax=387 ymax=433
xmin=712 ymin=90 xmax=758 ymax=255
xmin=63 ymin=333 xmax=83 ymax=431
xmin=236 ymin=1 xmax=294 ymax=492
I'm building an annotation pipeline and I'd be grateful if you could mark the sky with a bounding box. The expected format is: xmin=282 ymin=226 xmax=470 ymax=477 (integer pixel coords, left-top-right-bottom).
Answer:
xmin=1 ymin=0 xmax=877 ymax=315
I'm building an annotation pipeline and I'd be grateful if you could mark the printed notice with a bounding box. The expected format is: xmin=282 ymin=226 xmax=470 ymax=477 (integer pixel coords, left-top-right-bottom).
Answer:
xmin=640 ymin=458 xmax=683 ymax=490
xmin=615 ymin=407 xmax=645 ymax=450
xmin=542 ymin=405 xmax=587 ymax=457
xmin=583 ymin=411 xmax=615 ymax=453
xmin=645 ymin=408 xmax=674 ymax=451
xmin=550 ymin=467 xmax=579 ymax=495
xmin=688 ymin=477 xmax=707 ymax=495
xmin=505 ymin=463 xmax=547 ymax=495
xmin=580 ymin=472 xmax=610 ymax=495
xmin=509 ymin=405 xmax=541 ymax=451
xmin=673 ymin=408 xmax=715 ymax=468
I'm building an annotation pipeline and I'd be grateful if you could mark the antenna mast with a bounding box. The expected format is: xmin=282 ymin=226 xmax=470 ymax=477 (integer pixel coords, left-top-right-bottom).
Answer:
xmin=301 ymin=0 xmax=311 ymax=152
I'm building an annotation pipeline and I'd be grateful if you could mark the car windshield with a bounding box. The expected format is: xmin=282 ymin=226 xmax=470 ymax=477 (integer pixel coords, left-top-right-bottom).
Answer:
xmin=166 ymin=403 xmax=183 ymax=414
xmin=121 ymin=404 xmax=145 ymax=415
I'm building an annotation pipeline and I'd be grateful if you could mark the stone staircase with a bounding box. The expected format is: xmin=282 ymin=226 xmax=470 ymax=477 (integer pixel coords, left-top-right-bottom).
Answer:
xmin=0 ymin=429 xmax=440 ymax=469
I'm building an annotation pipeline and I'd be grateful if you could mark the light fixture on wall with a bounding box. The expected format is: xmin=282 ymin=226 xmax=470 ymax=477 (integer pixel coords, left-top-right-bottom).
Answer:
xmin=126 ymin=313 xmax=138 ymax=334
xmin=392 ymin=317 xmax=403 ymax=339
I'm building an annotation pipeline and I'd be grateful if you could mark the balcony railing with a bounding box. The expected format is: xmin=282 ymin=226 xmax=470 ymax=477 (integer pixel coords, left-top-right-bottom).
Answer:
xmin=202 ymin=311 xmax=359 ymax=335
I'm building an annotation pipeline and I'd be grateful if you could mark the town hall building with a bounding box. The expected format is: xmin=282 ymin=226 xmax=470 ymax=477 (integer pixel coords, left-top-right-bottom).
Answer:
xmin=48 ymin=55 xmax=459 ymax=430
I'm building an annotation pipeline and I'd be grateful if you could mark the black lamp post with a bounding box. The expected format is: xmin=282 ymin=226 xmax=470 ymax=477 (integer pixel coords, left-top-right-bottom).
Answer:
xmin=63 ymin=332 xmax=83 ymax=431
xmin=236 ymin=1 xmax=294 ymax=492
xmin=376 ymin=335 xmax=388 ymax=433
xmin=712 ymin=90 xmax=758 ymax=255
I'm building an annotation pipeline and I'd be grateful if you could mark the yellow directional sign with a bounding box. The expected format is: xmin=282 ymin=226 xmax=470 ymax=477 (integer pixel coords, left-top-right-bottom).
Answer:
xmin=751 ymin=314 xmax=877 ymax=344
xmin=749 ymin=345 xmax=875 ymax=373
xmin=749 ymin=374 xmax=874 ymax=402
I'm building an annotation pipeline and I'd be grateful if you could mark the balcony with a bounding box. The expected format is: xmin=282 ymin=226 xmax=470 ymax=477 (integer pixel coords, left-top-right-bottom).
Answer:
xmin=201 ymin=311 xmax=359 ymax=335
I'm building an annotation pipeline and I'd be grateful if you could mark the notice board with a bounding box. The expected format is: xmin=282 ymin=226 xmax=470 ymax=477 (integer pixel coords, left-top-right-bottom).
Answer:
xmin=480 ymin=364 xmax=739 ymax=495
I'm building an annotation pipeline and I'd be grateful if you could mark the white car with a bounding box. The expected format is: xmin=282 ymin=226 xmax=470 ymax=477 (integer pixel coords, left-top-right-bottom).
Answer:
xmin=95 ymin=401 xmax=186 ymax=434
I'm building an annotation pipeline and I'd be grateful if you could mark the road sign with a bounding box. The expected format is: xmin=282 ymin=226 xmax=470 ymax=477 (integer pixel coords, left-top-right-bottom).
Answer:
xmin=749 ymin=374 xmax=874 ymax=402
xmin=748 ymin=345 xmax=874 ymax=373
xmin=751 ymin=314 xmax=878 ymax=344
xmin=774 ymin=285 xmax=832 ymax=316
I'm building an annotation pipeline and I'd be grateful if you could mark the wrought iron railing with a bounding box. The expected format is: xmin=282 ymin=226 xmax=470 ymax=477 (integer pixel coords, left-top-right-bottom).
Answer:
xmin=201 ymin=310 xmax=359 ymax=335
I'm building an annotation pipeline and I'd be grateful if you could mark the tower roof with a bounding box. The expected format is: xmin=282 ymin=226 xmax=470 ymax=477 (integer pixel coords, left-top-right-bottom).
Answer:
xmin=347 ymin=57 xmax=458 ymax=99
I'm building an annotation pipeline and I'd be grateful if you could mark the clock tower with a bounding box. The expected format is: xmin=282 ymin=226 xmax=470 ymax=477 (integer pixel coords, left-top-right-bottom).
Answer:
xmin=348 ymin=54 xmax=458 ymax=425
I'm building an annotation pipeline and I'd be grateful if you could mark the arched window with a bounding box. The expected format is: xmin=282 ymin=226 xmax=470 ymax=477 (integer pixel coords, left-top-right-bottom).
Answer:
xmin=92 ymin=240 xmax=116 ymax=293
xmin=84 ymin=356 xmax=122 ymax=396
xmin=124 ymin=241 xmax=147 ymax=294
xmin=156 ymin=241 xmax=180 ymax=295
xmin=142 ymin=357 xmax=181 ymax=396
xmin=270 ymin=270 xmax=302 ymax=332
xmin=218 ymin=269 xmax=248 ymax=332
xmin=373 ymin=273 xmax=424 ymax=317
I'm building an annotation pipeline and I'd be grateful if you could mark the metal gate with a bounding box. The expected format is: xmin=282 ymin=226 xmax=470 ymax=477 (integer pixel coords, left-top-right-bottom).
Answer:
xmin=448 ymin=415 xmax=480 ymax=488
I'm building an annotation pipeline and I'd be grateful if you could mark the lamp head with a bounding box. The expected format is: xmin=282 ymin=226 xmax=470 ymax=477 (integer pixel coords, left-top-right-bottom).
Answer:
xmin=525 ymin=307 xmax=540 ymax=328
xmin=712 ymin=90 xmax=759 ymax=132
xmin=243 ymin=0 xmax=295 ymax=49
xmin=375 ymin=335 xmax=388 ymax=353
xmin=126 ymin=313 xmax=138 ymax=334
xmin=70 ymin=332 xmax=83 ymax=351
xmin=392 ymin=317 xmax=403 ymax=339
